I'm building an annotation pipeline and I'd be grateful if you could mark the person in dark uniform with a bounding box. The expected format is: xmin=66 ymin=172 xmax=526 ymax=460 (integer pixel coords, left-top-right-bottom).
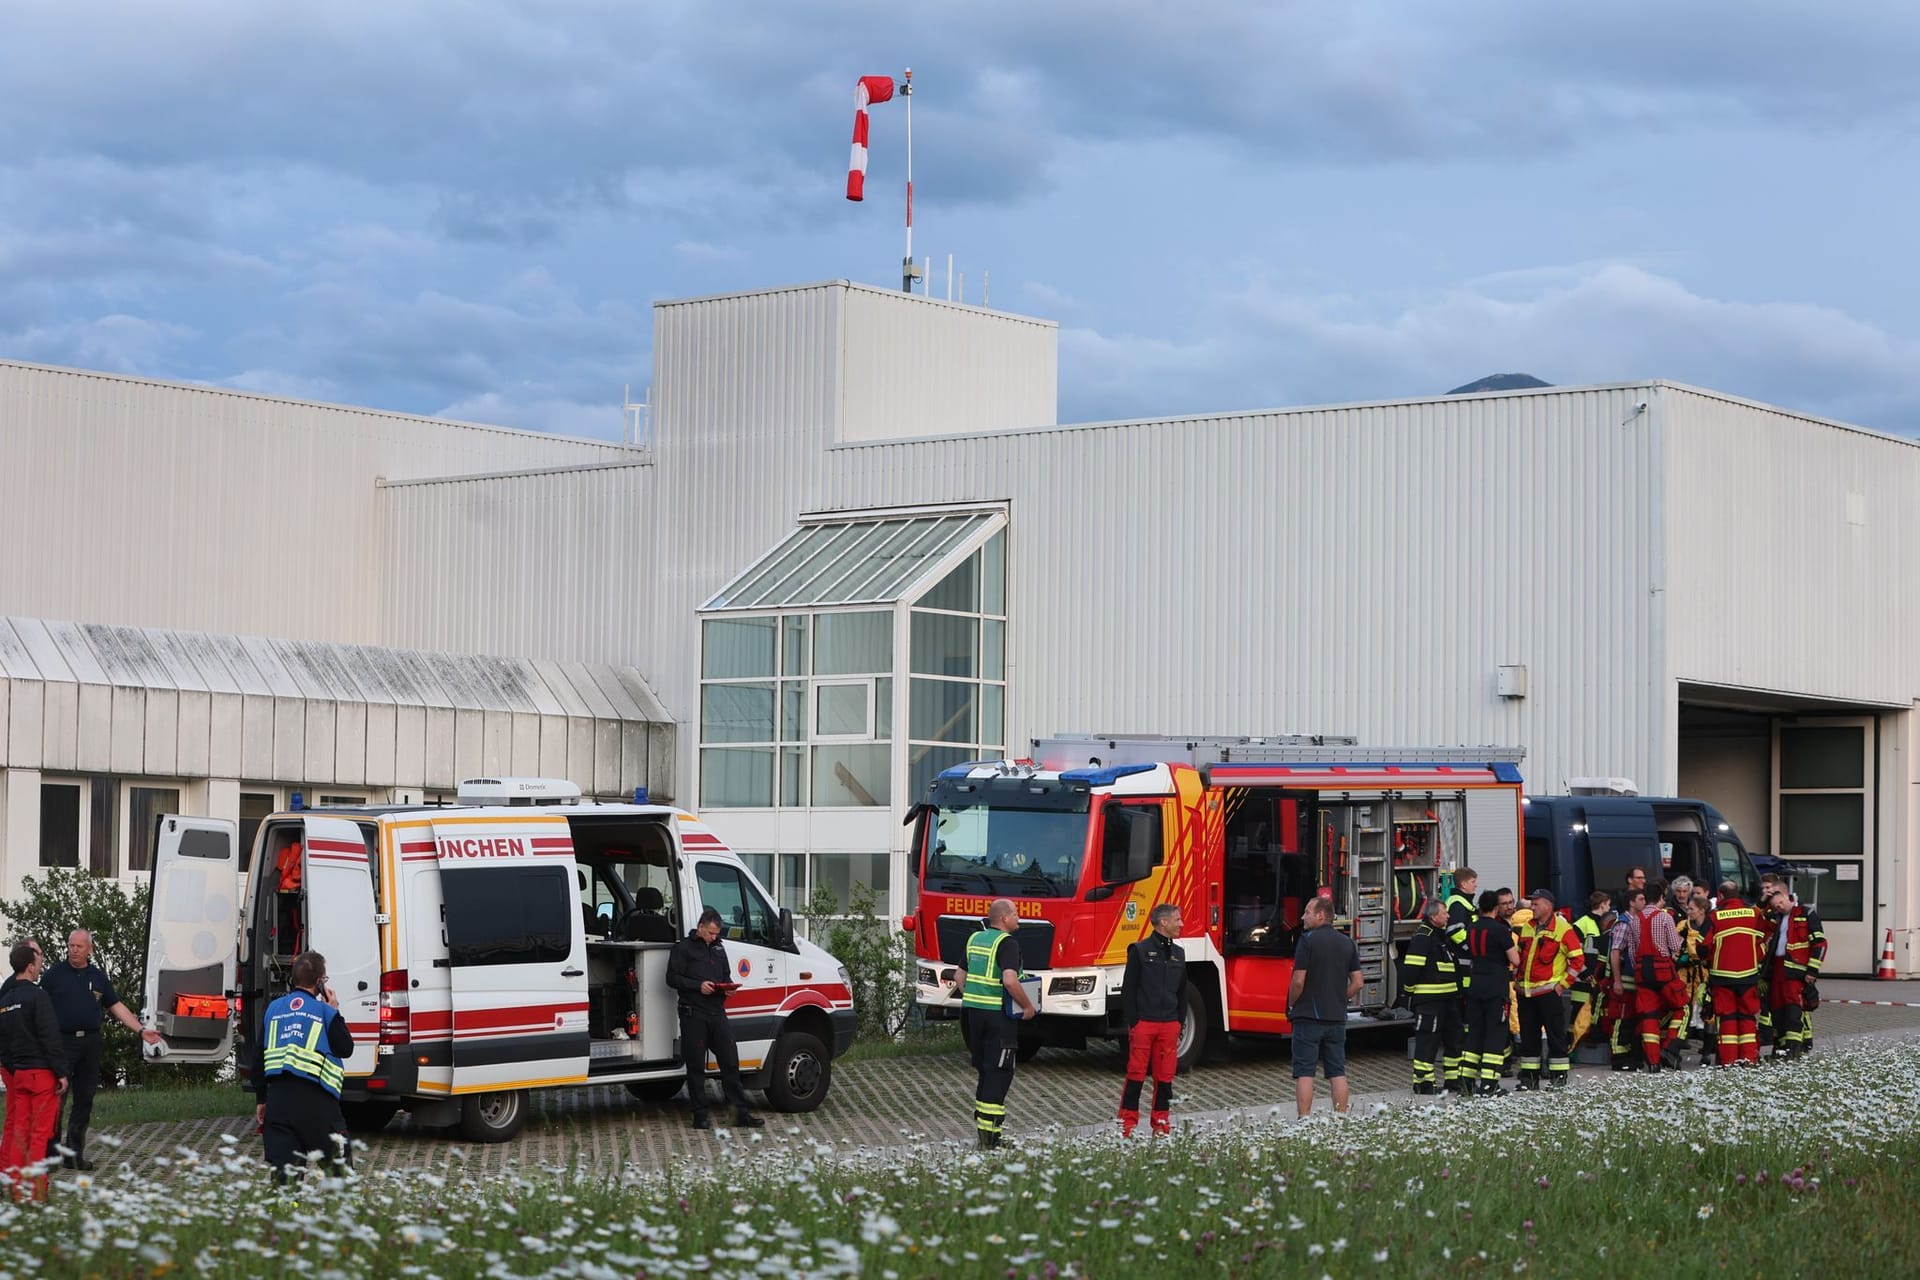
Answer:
xmin=41 ymin=929 xmax=162 ymax=1170
xmin=948 ymin=898 xmax=1037 ymax=1150
xmin=665 ymin=907 xmax=765 ymax=1132
xmin=0 ymin=942 xmax=68 ymax=1201
xmin=1116 ymin=903 xmax=1185 ymax=1137
xmin=1463 ymin=891 xmax=1518 ymax=1096
xmin=253 ymin=951 xmax=354 ymax=1182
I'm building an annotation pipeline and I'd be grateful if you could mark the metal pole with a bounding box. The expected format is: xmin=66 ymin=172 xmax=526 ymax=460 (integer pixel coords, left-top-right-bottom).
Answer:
xmin=901 ymin=67 xmax=915 ymax=292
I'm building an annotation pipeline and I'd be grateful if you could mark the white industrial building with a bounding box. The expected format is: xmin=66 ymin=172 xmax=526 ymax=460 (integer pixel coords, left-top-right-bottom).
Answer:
xmin=2 ymin=279 xmax=1915 ymax=974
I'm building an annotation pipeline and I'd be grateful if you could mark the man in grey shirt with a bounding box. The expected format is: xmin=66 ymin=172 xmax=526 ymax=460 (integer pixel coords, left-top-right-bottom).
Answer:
xmin=1287 ymin=895 xmax=1363 ymax=1117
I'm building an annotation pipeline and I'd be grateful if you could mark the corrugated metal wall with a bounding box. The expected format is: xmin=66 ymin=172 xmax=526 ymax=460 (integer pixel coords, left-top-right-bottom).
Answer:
xmin=838 ymin=285 xmax=1057 ymax=441
xmin=377 ymin=461 xmax=657 ymax=665
xmin=0 ymin=360 xmax=632 ymax=642
xmin=1665 ymin=384 xmax=1920 ymax=703
xmin=807 ymin=385 xmax=1670 ymax=798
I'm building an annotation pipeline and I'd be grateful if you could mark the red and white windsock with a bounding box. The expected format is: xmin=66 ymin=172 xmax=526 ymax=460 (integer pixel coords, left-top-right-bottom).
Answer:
xmin=846 ymin=74 xmax=896 ymax=201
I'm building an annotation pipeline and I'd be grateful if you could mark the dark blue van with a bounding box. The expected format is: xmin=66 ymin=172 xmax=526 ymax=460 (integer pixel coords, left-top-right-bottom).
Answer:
xmin=1522 ymin=795 xmax=1764 ymax=910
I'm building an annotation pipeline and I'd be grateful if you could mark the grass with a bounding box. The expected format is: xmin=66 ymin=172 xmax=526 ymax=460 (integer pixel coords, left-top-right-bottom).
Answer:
xmin=87 ymin=1081 xmax=254 ymax=1127
xmin=7 ymin=1040 xmax=1920 ymax=1278
xmin=839 ymin=1022 xmax=964 ymax=1064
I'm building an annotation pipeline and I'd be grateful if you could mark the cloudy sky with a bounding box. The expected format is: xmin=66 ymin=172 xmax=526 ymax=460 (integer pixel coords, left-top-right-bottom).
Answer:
xmin=3 ymin=1 xmax=1917 ymax=439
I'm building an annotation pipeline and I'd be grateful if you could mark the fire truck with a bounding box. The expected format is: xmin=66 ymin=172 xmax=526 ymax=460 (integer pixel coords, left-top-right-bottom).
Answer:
xmin=908 ymin=735 xmax=1525 ymax=1068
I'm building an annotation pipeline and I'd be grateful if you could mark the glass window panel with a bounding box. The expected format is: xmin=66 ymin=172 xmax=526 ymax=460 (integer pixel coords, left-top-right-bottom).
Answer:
xmin=700 ymin=683 xmax=775 ymax=743
xmin=781 ymin=681 xmax=806 ymax=740
xmin=239 ymin=791 xmax=276 ymax=873
xmin=813 ymin=520 xmax=930 ymax=604
xmin=982 ymin=530 xmax=1006 ymax=615
xmin=749 ymin=522 xmax=869 ymax=608
xmin=812 ymin=744 xmax=892 ymax=807
xmin=126 ymin=786 xmax=180 ymax=874
xmin=39 ymin=783 xmax=81 ymax=869
xmin=919 ymin=549 xmax=980 ymax=613
xmin=1779 ymin=726 xmax=1865 ymax=790
xmin=875 ymin=677 xmax=893 ymax=739
xmin=1787 ymin=859 xmax=1865 ymax=922
xmin=791 ymin=521 xmax=905 ymax=604
xmin=779 ymin=747 xmax=808 ymax=807
xmin=701 ymin=618 xmax=776 ymax=679
xmin=982 ymin=684 xmax=1004 ymax=745
xmin=779 ymin=853 xmax=808 ymax=910
xmin=816 ymin=682 xmax=871 ymax=737
xmin=742 ymin=853 xmax=775 ymax=889
xmin=441 ymin=866 xmax=572 ymax=966
xmin=911 ymin=611 xmax=977 ymax=678
xmin=911 ymin=678 xmax=977 ymax=743
xmin=910 ymin=745 xmax=979 ymax=808
xmin=814 ymin=611 xmax=892 ymax=676
xmin=982 ymin=619 xmax=1005 ymax=680
xmin=866 ymin=516 xmax=973 ymax=601
xmin=715 ymin=528 xmax=816 ymax=608
xmin=1779 ymin=793 xmax=1865 ymax=855
xmin=782 ymin=615 xmax=809 ymax=676
xmin=769 ymin=522 xmax=893 ymax=607
xmin=699 ymin=748 xmax=774 ymax=807
xmin=808 ymin=852 xmax=893 ymax=914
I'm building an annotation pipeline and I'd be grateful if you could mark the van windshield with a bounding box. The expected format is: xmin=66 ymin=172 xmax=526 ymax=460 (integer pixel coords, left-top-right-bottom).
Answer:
xmin=924 ymin=778 xmax=1091 ymax=898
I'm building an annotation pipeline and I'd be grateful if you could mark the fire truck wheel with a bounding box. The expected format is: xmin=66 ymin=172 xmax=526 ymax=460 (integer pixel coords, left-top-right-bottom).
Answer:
xmin=624 ymin=1079 xmax=685 ymax=1104
xmin=764 ymin=1030 xmax=832 ymax=1112
xmin=1175 ymin=982 xmax=1210 ymax=1073
xmin=458 ymin=1089 xmax=529 ymax=1142
xmin=340 ymin=1100 xmax=400 ymax=1133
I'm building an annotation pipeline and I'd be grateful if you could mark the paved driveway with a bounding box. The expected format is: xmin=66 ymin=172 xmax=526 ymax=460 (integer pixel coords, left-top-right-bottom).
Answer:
xmin=94 ymin=979 xmax=1920 ymax=1177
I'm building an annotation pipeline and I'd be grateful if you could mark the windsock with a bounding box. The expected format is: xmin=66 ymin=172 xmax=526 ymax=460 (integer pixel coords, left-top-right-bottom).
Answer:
xmin=846 ymin=75 xmax=896 ymax=201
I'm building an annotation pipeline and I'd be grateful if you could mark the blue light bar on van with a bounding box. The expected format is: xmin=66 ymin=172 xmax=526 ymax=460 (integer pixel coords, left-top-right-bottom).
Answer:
xmin=1492 ymin=762 xmax=1524 ymax=784
xmin=938 ymin=761 xmax=1001 ymax=780
xmin=1059 ymin=763 xmax=1155 ymax=786
xmin=290 ymin=791 xmax=305 ymax=812
xmin=633 ymin=787 xmax=649 ymax=804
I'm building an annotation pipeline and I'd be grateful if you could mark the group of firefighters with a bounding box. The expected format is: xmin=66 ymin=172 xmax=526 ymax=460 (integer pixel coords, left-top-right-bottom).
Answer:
xmin=1402 ymin=867 xmax=1828 ymax=1095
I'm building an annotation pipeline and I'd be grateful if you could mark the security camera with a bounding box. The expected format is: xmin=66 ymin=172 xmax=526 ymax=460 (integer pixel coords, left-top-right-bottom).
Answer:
xmin=1635 ymin=401 xmax=1648 ymax=413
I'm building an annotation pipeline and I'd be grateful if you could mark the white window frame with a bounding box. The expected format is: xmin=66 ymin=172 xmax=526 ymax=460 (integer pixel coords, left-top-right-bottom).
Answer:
xmin=812 ymin=677 xmax=876 ymax=742
xmin=120 ymin=778 xmax=187 ymax=880
xmin=37 ymin=775 xmax=91 ymax=872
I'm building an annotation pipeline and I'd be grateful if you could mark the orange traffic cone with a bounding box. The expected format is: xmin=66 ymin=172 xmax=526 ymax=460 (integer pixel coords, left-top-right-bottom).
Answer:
xmin=1877 ymin=928 xmax=1898 ymax=981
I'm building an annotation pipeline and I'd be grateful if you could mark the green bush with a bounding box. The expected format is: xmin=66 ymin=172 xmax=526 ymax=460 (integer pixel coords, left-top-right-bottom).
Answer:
xmin=0 ymin=868 xmax=225 ymax=1089
xmin=802 ymin=880 xmax=914 ymax=1042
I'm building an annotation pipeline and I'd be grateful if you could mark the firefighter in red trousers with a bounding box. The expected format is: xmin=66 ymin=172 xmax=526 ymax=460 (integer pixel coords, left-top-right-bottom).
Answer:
xmin=1702 ymin=879 xmax=1765 ymax=1066
xmin=1117 ymin=903 xmax=1185 ymax=1137
xmin=1622 ymin=879 xmax=1688 ymax=1071
xmin=1512 ymin=889 xmax=1584 ymax=1089
xmin=1762 ymin=875 xmax=1826 ymax=1059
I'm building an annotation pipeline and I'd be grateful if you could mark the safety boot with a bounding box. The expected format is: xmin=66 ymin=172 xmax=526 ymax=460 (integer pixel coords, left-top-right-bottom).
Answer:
xmin=1515 ymin=1070 xmax=1540 ymax=1092
xmin=1412 ymin=1082 xmax=1435 ymax=1096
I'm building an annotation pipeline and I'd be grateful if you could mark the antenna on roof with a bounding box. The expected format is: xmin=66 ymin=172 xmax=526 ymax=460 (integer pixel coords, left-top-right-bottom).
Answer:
xmin=901 ymin=68 xmax=922 ymax=294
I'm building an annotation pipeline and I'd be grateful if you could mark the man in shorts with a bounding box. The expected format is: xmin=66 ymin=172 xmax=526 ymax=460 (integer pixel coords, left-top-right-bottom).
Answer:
xmin=1286 ymin=894 xmax=1362 ymax=1117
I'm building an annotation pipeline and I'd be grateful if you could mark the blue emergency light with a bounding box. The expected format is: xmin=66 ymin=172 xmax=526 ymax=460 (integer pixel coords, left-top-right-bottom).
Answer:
xmin=633 ymin=786 xmax=648 ymax=804
xmin=290 ymin=791 xmax=306 ymax=812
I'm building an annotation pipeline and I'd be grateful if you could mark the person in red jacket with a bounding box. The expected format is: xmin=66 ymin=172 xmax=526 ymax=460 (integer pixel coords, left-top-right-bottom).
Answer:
xmin=1624 ymin=880 xmax=1687 ymax=1071
xmin=1703 ymin=880 xmax=1766 ymax=1066
xmin=1762 ymin=876 xmax=1826 ymax=1059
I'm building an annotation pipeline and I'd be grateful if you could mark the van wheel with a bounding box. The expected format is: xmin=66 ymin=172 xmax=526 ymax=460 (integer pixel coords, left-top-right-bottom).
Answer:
xmin=340 ymin=1101 xmax=400 ymax=1133
xmin=1175 ymin=982 xmax=1210 ymax=1073
xmin=458 ymin=1089 xmax=529 ymax=1143
xmin=624 ymin=1079 xmax=684 ymax=1104
xmin=764 ymin=1030 xmax=831 ymax=1112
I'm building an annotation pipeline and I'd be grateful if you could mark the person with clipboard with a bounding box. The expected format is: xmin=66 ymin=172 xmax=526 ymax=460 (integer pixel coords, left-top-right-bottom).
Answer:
xmin=947 ymin=899 xmax=1037 ymax=1150
xmin=666 ymin=907 xmax=765 ymax=1131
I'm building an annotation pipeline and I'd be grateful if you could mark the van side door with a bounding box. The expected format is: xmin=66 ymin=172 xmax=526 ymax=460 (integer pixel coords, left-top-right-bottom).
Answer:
xmin=142 ymin=816 xmax=240 ymax=1065
xmin=431 ymin=815 xmax=589 ymax=1093
xmin=686 ymin=856 xmax=784 ymax=1071
xmin=302 ymin=816 xmax=381 ymax=1077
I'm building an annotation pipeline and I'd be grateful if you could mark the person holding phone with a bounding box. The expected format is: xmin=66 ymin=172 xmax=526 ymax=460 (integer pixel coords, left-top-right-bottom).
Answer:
xmin=253 ymin=951 xmax=354 ymax=1182
xmin=666 ymin=907 xmax=764 ymax=1131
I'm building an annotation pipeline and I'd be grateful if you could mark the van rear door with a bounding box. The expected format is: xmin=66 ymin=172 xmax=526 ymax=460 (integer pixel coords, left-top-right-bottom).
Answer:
xmin=301 ymin=816 xmax=381 ymax=1077
xmin=142 ymin=815 xmax=240 ymax=1065
xmin=431 ymin=814 xmax=589 ymax=1093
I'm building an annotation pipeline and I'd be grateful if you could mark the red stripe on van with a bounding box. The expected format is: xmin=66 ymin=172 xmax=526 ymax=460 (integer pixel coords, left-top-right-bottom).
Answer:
xmin=306 ymin=838 xmax=367 ymax=856
xmin=308 ymin=853 xmax=368 ymax=866
xmin=454 ymin=1002 xmax=588 ymax=1032
xmin=682 ymin=833 xmax=724 ymax=846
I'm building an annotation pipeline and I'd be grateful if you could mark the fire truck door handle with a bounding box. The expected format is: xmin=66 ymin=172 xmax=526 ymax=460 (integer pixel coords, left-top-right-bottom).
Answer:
xmin=561 ymin=967 xmax=585 ymax=978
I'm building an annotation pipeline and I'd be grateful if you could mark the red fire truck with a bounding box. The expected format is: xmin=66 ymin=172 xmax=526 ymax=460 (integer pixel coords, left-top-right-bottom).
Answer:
xmin=908 ymin=735 xmax=1525 ymax=1068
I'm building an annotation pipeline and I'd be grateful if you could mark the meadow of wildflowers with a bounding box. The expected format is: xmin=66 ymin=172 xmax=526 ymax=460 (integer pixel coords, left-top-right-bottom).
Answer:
xmin=3 ymin=1038 xmax=1919 ymax=1278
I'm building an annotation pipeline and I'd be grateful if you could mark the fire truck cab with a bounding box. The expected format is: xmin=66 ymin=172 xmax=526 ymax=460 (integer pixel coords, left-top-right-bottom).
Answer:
xmin=908 ymin=736 xmax=1525 ymax=1067
xmin=141 ymin=778 xmax=854 ymax=1141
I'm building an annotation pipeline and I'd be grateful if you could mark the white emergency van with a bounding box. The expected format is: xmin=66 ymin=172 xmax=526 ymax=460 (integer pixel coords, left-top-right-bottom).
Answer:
xmin=141 ymin=778 xmax=855 ymax=1142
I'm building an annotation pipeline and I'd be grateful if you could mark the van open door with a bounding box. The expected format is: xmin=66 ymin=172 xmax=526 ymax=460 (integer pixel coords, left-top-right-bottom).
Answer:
xmin=301 ymin=817 xmax=382 ymax=1077
xmin=431 ymin=814 xmax=589 ymax=1096
xmin=142 ymin=815 xmax=240 ymax=1065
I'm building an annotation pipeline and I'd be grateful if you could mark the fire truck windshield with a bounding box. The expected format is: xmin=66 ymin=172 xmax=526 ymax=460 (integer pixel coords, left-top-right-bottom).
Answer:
xmin=923 ymin=777 xmax=1091 ymax=899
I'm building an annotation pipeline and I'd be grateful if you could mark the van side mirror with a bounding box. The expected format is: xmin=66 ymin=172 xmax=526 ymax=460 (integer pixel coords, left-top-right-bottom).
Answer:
xmin=776 ymin=907 xmax=795 ymax=951
xmin=1101 ymin=802 xmax=1161 ymax=885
